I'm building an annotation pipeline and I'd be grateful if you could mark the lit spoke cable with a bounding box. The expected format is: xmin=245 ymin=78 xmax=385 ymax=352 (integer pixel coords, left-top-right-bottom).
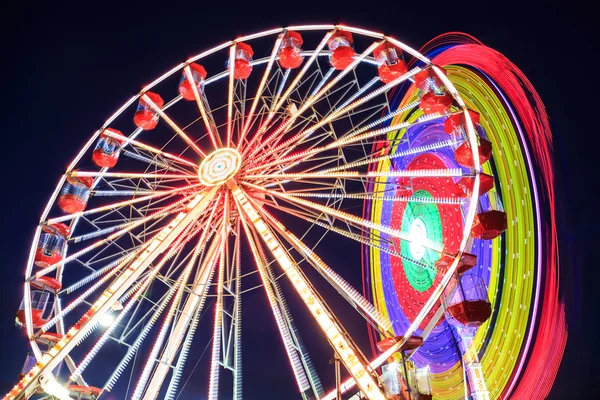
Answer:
xmin=311 ymin=138 xmax=456 ymax=176
xmin=236 ymin=198 xmax=311 ymax=393
xmin=242 ymin=31 xmax=334 ymax=158
xmin=232 ymin=219 xmax=243 ymax=400
xmin=244 ymin=182 xmax=444 ymax=252
xmin=253 ymin=68 xmax=421 ymax=166
xmin=7 ymin=188 xmax=218 ymax=399
xmin=253 ymin=41 xmax=383 ymax=157
xmin=232 ymin=185 xmax=387 ymax=400
xmin=185 ymin=65 xmax=220 ymax=149
xmin=70 ymin=274 xmax=153 ymax=381
xmin=71 ymin=171 xmax=197 ymax=180
xmin=41 ymin=198 xmax=212 ymax=332
xmin=245 ymin=168 xmax=464 ymax=181
xmin=141 ymin=201 xmax=223 ymax=400
xmin=104 ymin=278 xmax=181 ymax=392
xmin=36 ymin=193 xmax=198 ymax=278
xmin=103 ymin=129 xmax=198 ymax=168
xmin=247 ymin=111 xmax=454 ymax=172
xmin=336 ymin=77 xmax=379 ymax=111
xmin=308 ymin=67 xmax=335 ymax=99
xmin=226 ymin=45 xmax=236 ymax=147
xmin=102 ymin=222 xmax=216 ymax=393
xmin=262 ymin=200 xmax=436 ymax=274
xmin=207 ymin=191 xmax=229 ymax=400
xmin=285 ymin=192 xmax=464 ymax=205
xmin=47 ymin=184 xmax=202 ymax=225
xmin=132 ymin=235 xmax=206 ymax=400
xmin=142 ymin=94 xmax=206 ymax=158
xmin=163 ymin=275 xmax=213 ymax=400
xmin=120 ymin=150 xmax=193 ymax=175
xmin=254 ymin=203 xmax=393 ymax=332
xmin=237 ymin=34 xmax=284 ymax=150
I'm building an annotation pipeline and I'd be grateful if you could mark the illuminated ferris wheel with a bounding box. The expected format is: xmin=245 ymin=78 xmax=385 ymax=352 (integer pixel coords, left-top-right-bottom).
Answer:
xmin=6 ymin=25 xmax=511 ymax=400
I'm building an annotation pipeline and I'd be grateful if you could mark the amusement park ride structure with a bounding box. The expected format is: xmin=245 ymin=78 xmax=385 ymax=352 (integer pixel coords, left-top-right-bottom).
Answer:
xmin=4 ymin=25 xmax=516 ymax=400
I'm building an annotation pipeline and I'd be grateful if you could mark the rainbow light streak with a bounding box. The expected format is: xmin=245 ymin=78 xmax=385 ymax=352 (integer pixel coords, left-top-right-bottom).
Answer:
xmin=364 ymin=33 xmax=566 ymax=400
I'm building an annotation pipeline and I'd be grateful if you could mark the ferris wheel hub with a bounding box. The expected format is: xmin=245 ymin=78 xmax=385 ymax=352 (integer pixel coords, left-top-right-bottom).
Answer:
xmin=198 ymin=148 xmax=242 ymax=186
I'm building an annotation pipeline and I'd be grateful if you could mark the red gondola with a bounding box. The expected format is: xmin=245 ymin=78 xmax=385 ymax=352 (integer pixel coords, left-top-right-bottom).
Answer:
xmin=373 ymin=43 xmax=408 ymax=84
xmin=471 ymin=210 xmax=507 ymax=240
xmin=419 ymin=91 xmax=452 ymax=115
xmin=16 ymin=291 xmax=49 ymax=328
xmin=30 ymin=276 xmax=62 ymax=291
xmin=444 ymin=274 xmax=492 ymax=327
xmin=68 ymin=385 xmax=102 ymax=398
xmin=443 ymin=109 xmax=481 ymax=135
xmin=178 ymin=63 xmax=207 ymax=101
xmin=278 ymin=31 xmax=304 ymax=69
xmin=454 ymin=173 xmax=495 ymax=197
xmin=376 ymin=335 xmax=423 ymax=353
xmin=58 ymin=176 xmax=94 ymax=214
xmin=328 ymin=30 xmax=355 ymax=70
xmin=414 ymin=66 xmax=447 ymax=94
xmin=454 ymin=138 xmax=493 ymax=168
xmin=92 ymin=128 xmax=126 ymax=168
xmin=34 ymin=223 xmax=70 ymax=267
xmin=230 ymin=42 xmax=254 ymax=80
xmin=134 ymin=91 xmax=164 ymax=130
xmin=435 ymin=251 xmax=477 ymax=274
xmin=36 ymin=332 xmax=63 ymax=344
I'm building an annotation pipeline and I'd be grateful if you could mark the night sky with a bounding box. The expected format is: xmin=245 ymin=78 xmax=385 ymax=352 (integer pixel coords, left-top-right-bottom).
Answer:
xmin=1 ymin=0 xmax=597 ymax=398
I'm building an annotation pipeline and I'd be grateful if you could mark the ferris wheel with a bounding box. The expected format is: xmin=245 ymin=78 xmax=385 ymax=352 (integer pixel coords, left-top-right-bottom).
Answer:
xmin=5 ymin=25 xmax=505 ymax=400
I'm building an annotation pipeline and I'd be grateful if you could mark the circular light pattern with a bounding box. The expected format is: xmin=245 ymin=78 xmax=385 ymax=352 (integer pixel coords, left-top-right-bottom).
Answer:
xmin=197 ymin=147 xmax=242 ymax=186
xmin=400 ymin=190 xmax=443 ymax=292
xmin=364 ymin=34 xmax=566 ymax=399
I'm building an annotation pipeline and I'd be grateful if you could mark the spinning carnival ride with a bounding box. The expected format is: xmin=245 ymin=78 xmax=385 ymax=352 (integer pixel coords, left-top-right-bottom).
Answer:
xmin=5 ymin=27 xmax=565 ymax=399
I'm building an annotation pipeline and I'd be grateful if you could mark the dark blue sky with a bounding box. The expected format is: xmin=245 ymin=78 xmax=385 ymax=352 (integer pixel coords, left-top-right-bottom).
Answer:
xmin=1 ymin=0 xmax=596 ymax=398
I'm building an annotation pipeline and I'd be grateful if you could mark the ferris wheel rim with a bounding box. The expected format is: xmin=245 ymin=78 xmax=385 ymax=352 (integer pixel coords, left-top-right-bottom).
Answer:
xmin=13 ymin=24 xmax=483 ymax=400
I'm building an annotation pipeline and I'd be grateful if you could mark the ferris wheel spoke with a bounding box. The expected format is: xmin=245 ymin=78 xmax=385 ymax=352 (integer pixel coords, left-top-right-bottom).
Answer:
xmin=59 ymin=245 xmax=145 ymax=295
xmin=42 ymin=204 xmax=210 ymax=334
xmin=207 ymin=192 xmax=229 ymax=400
xmin=36 ymin=193 xmax=198 ymax=279
xmin=264 ymin=201 xmax=437 ymax=276
xmin=103 ymin=129 xmax=199 ymax=169
xmin=71 ymin=171 xmax=197 ymax=180
xmin=237 ymin=34 xmax=284 ymax=150
xmin=236 ymin=202 xmax=313 ymax=394
xmin=321 ymin=238 xmax=475 ymax=400
xmin=120 ymin=149 xmax=194 ymax=175
xmin=246 ymin=168 xmax=465 ymax=182
xmin=184 ymin=65 xmax=221 ymax=149
xmin=255 ymin=204 xmax=393 ymax=333
xmin=246 ymin=110 xmax=454 ymax=172
xmin=132 ymin=233 xmax=212 ymax=400
xmin=163 ymin=290 xmax=211 ymax=400
xmin=245 ymin=182 xmax=444 ymax=253
xmin=103 ymin=274 xmax=182 ymax=393
xmin=141 ymin=94 xmax=207 ymax=158
xmin=287 ymin=191 xmax=465 ymax=205
xmin=141 ymin=206 xmax=222 ymax=399
xmin=69 ymin=273 xmax=154 ymax=382
xmin=251 ymin=40 xmax=382 ymax=161
xmin=47 ymin=184 xmax=201 ymax=225
xmin=225 ymin=45 xmax=237 ymax=147
xmin=232 ymin=185 xmax=388 ymax=400
xmin=8 ymin=187 xmax=218 ymax=399
xmin=243 ymin=31 xmax=334 ymax=158
xmin=310 ymin=138 xmax=457 ymax=176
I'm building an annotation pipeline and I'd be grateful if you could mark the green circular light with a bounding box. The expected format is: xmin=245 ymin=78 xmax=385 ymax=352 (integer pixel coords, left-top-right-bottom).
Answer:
xmin=400 ymin=190 xmax=443 ymax=292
